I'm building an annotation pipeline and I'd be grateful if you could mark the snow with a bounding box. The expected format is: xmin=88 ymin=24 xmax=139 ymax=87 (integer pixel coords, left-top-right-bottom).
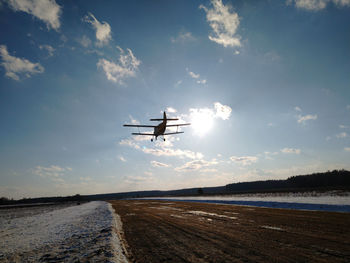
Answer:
xmin=143 ymin=191 xmax=350 ymax=212
xmin=261 ymin=225 xmax=283 ymax=231
xmin=0 ymin=201 xmax=128 ymax=262
xmin=187 ymin=210 xmax=237 ymax=220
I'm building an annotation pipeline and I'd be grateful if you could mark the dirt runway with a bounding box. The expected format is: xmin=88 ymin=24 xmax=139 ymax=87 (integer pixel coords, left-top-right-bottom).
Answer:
xmin=110 ymin=200 xmax=350 ymax=263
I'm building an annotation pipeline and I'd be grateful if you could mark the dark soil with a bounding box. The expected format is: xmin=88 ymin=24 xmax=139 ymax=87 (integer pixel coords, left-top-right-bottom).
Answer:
xmin=110 ymin=200 xmax=350 ymax=263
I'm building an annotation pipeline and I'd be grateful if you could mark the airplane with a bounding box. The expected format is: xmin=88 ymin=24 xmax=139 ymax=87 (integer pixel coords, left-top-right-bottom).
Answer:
xmin=123 ymin=111 xmax=190 ymax=141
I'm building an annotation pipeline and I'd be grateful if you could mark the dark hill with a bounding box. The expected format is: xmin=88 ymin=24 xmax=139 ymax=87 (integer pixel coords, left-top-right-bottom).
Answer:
xmin=1 ymin=169 xmax=349 ymax=205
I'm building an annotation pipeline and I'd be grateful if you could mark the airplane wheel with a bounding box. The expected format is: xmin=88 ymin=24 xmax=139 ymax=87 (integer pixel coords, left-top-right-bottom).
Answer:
xmin=151 ymin=139 xmax=153 ymax=142
xmin=164 ymin=138 xmax=166 ymax=141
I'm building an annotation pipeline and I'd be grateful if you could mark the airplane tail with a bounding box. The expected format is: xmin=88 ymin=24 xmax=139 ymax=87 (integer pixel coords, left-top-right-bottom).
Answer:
xmin=150 ymin=111 xmax=178 ymax=121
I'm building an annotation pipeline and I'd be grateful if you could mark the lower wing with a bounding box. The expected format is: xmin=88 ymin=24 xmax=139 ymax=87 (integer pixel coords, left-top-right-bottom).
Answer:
xmin=124 ymin=124 xmax=156 ymax=128
xmin=132 ymin=133 xmax=155 ymax=136
xmin=166 ymin=123 xmax=191 ymax=127
xmin=163 ymin=132 xmax=184 ymax=135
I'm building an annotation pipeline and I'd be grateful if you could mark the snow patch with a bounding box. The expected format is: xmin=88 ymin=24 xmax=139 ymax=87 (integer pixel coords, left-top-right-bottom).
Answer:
xmin=143 ymin=191 xmax=350 ymax=212
xmin=108 ymin=204 xmax=129 ymax=263
xmin=261 ymin=225 xmax=283 ymax=231
xmin=187 ymin=210 xmax=237 ymax=220
xmin=0 ymin=201 xmax=129 ymax=262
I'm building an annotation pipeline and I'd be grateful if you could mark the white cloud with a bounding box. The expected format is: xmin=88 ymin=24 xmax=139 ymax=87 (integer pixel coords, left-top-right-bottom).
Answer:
xmin=8 ymin=0 xmax=61 ymax=30
xmin=123 ymin=175 xmax=152 ymax=184
xmin=33 ymin=165 xmax=71 ymax=178
xmin=83 ymin=12 xmax=112 ymax=46
xmin=175 ymin=159 xmax=218 ymax=172
xmin=119 ymin=138 xmax=140 ymax=149
xmin=336 ymin=132 xmax=348 ymax=138
xmin=0 ymin=45 xmax=44 ymax=80
xmin=339 ymin=125 xmax=348 ymax=129
xmin=79 ymin=176 xmax=92 ymax=182
xmin=186 ymin=68 xmax=207 ymax=85
xmin=144 ymin=171 xmax=153 ymax=176
xmin=128 ymin=115 xmax=140 ymax=125
xmin=230 ymin=156 xmax=258 ymax=166
xmin=119 ymin=136 xmax=203 ymax=160
xmin=289 ymin=0 xmax=350 ymax=10
xmin=294 ymin=107 xmax=317 ymax=124
xmin=263 ymin=51 xmax=281 ymax=62
xmin=297 ymin=114 xmax=317 ymax=124
xmin=188 ymin=71 xmax=200 ymax=79
xmin=214 ymin=102 xmax=232 ymax=120
xmin=151 ymin=161 xmax=170 ymax=168
xmin=344 ymin=147 xmax=350 ymax=152
xmin=196 ymin=79 xmax=207 ymax=84
xmin=264 ymin=151 xmax=279 ymax=160
xmin=39 ymin=44 xmax=55 ymax=57
xmin=97 ymin=46 xmax=140 ymax=85
xmin=292 ymin=0 xmax=328 ymax=10
xmin=281 ymin=148 xmax=301 ymax=154
xmin=143 ymin=147 xmax=203 ymax=159
xmin=294 ymin=106 xmax=302 ymax=112
xmin=200 ymin=0 xmax=241 ymax=48
xmin=155 ymin=137 xmax=175 ymax=148
xmin=171 ymin=31 xmax=195 ymax=43
xmin=78 ymin=35 xmax=92 ymax=48
xmin=118 ymin=155 xmax=126 ymax=162
xmin=166 ymin=107 xmax=177 ymax=113
xmin=174 ymin=80 xmax=182 ymax=88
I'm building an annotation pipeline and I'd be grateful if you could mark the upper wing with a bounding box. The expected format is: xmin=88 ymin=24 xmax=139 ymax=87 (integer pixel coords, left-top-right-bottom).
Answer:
xmin=150 ymin=118 xmax=179 ymax=121
xmin=166 ymin=123 xmax=191 ymax=127
xmin=163 ymin=132 xmax=184 ymax=135
xmin=123 ymin=124 xmax=156 ymax=128
xmin=132 ymin=133 xmax=154 ymax=136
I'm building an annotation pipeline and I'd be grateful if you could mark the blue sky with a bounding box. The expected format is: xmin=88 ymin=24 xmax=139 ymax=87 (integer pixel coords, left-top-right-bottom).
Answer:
xmin=1 ymin=0 xmax=350 ymax=199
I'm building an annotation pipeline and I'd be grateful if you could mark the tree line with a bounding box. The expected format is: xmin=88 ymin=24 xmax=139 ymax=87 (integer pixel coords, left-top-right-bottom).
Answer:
xmin=225 ymin=169 xmax=350 ymax=192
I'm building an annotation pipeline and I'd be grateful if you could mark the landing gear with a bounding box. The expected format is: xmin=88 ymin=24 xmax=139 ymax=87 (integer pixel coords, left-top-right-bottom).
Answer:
xmin=151 ymin=138 xmax=153 ymax=142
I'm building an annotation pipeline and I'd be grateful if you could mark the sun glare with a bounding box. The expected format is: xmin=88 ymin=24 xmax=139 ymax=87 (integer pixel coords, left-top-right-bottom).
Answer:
xmin=190 ymin=108 xmax=214 ymax=137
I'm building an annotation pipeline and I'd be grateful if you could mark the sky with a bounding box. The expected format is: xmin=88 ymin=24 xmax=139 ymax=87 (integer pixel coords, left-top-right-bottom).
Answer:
xmin=1 ymin=0 xmax=350 ymax=199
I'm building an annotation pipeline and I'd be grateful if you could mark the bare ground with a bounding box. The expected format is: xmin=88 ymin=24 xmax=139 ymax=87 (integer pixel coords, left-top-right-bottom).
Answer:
xmin=109 ymin=200 xmax=350 ymax=263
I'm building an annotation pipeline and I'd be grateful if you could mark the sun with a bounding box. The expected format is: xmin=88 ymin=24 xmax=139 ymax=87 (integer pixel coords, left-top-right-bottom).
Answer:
xmin=190 ymin=108 xmax=214 ymax=137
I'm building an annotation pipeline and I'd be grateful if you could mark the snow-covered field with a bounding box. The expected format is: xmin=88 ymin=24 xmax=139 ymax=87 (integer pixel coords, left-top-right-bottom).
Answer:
xmin=144 ymin=191 xmax=350 ymax=212
xmin=0 ymin=201 xmax=128 ymax=263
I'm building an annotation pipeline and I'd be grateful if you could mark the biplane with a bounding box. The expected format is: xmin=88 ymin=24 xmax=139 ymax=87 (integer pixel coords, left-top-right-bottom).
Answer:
xmin=123 ymin=111 xmax=190 ymax=141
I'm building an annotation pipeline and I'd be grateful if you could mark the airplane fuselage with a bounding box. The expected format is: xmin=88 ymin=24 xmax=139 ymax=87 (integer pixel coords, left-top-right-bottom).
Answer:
xmin=154 ymin=112 xmax=167 ymax=138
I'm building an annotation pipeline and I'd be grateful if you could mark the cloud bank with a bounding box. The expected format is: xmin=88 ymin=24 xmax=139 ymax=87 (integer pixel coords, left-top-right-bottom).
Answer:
xmin=289 ymin=0 xmax=350 ymax=11
xmin=8 ymin=0 xmax=61 ymax=30
xmin=0 ymin=45 xmax=44 ymax=80
xmin=230 ymin=156 xmax=258 ymax=166
xmin=33 ymin=165 xmax=71 ymax=178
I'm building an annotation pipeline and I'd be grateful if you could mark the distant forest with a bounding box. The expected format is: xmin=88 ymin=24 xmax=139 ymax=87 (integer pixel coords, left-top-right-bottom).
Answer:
xmin=1 ymin=169 xmax=350 ymax=205
xmin=225 ymin=169 xmax=350 ymax=192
